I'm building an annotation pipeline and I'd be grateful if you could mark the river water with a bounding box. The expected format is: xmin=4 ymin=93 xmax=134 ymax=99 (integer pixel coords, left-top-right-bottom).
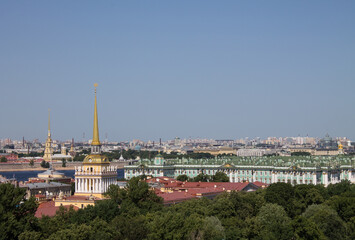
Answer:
xmin=0 ymin=169 xmax=124 ymax=182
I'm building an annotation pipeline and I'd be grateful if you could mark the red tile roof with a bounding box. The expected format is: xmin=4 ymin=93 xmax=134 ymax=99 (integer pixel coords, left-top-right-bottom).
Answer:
xmin=35 ymin=201 xmax=79 ymax=218
xmin=252 ymin=181 xmax=269 ymax=188
xmin=159 ymin=191 xmax=194 ymax=203
xmin=146 ymin=177 xmax=263 ymax=204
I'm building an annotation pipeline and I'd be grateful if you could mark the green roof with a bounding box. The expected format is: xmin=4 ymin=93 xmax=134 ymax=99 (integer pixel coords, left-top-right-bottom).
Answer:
xmin=134 ymin=155 xmax=354 ymax=168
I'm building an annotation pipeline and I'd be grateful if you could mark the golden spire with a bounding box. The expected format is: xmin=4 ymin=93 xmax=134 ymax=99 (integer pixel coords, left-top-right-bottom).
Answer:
xmin=48 ymin=109 xmax=51 ymax=137
xmin=92 ymin=83 xmax=101 ymax=145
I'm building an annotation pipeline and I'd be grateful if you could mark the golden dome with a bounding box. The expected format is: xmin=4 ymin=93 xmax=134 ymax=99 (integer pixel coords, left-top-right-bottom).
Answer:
xmin=83 ymin=154 xmax=109 ymax=164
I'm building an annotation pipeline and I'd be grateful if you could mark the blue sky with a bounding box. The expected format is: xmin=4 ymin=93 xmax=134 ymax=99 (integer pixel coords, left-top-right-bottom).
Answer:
xmin=1 ymin=1 xmax=355 ymax=142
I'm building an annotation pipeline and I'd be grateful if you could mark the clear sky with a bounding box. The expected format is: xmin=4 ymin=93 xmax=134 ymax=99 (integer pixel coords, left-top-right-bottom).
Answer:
xmin=1 ymin=1 xmax=354 ymax=142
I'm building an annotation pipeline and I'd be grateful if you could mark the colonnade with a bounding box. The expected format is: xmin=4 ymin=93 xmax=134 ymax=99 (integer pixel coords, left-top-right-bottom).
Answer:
xmin=75 ymin=177 xmax=117 ymax=193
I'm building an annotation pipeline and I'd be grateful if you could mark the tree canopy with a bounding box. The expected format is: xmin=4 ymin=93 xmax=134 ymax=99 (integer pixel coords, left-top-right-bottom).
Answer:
xmin=1 ymin=179 xmax=354 ymax=239
xmin=0 ymin=184 xmax=38 ymax=240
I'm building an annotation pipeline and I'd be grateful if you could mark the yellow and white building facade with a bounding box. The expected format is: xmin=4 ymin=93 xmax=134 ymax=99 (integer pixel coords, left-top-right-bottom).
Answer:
xmin=74 ymin=84 xmax=117 ymax=198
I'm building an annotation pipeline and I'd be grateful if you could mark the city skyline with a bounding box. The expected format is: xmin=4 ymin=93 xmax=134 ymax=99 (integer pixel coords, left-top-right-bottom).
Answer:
xmin=1 ymin=1 xmax=355 ymax=141
xmin=0 ymin=134 xmax=352 ymax=145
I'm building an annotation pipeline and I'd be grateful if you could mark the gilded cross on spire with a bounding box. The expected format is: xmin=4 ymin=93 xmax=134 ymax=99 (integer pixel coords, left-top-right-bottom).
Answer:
xmin=92 ymin=83 xmax=101 ymax=146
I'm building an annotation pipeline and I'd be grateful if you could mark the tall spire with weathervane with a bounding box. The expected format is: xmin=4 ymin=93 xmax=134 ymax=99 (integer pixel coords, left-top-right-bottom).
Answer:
xmin=75 ymin=84 xmax=117 ymax=198
xmin=90 ymin=83 xmax=102 ymax=155
xmin=92 ymin=83 xmax=100 ymax=146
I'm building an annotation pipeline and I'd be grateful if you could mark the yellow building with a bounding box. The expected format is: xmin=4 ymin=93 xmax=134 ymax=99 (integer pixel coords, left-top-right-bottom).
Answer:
xmin=43 ymin=109 xmax=73 ymax=162
xmin=194 ymin=147 xmax=237 ymax=156
xmin=43 ymin=109 xmax=53 ymax=162
xmin=74 ymin=84 xmax=117 ymax=199
xmin=56 ymin=84 xmax=117 ymax=208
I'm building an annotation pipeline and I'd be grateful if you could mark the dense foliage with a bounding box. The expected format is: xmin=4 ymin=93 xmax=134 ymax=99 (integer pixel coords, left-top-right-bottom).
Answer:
xmin=177 ymin=172 xmax=230 ymax=182
xmin=0 ymin=184 xmax=38 ymax=240
xmin=18 ymin=152 xmax=44 ymax=158
xmin=1 ymin=179 xmax=354 ymax=239
xmin=40 ymin=160 xmax=49 ymax=168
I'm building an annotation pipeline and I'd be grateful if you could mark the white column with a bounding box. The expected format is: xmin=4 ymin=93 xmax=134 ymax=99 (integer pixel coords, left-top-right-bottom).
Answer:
xmin=323 ymin=172 xmax=328 ymax=186
xmin=313 ymin=173 xmax=317 ymax=185
xmin=92 ymin=179 xmax=94 ymax=193
xmin=90 ymin=179 xmax=92 ymax=193
xmin=350 ymin=170 xmax=354 ymax=183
